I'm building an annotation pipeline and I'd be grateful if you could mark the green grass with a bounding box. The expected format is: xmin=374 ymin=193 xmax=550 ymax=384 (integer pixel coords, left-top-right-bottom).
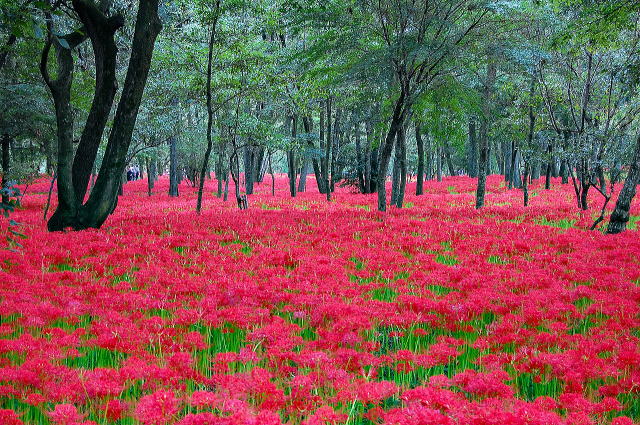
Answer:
xmin=435 ymin=254 xmax=459 ymax=266
xmin=535 ymin=217 xmax=576 ymax=229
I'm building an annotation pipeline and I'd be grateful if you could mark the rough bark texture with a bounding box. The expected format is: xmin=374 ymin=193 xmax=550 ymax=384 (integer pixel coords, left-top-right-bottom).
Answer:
xmin=607 ymin=135 xmax=640 ymax=234
xmin=44 ymin=0 xmax=162 ymax=231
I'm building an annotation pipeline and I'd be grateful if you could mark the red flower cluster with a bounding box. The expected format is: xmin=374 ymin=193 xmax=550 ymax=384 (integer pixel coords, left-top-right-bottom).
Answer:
xmin=0 ymin=175 xmax=638 ymax=424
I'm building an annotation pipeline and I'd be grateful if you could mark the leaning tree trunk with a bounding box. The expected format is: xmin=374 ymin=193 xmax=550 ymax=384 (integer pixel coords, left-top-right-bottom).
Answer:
xmin=475 ymin=58 xmax=497 ymax=209
xmin=607 ymin=136 xmax=640 ymax=233
xmin=377 ymin=90 xmax=406 ymax=211
xmin=43 ymin=0 xmax=162 ymax=231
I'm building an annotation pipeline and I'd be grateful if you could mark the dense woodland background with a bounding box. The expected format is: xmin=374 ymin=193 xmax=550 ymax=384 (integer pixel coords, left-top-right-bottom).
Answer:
xmin=1 ymin=0 xmax=640 ymax=232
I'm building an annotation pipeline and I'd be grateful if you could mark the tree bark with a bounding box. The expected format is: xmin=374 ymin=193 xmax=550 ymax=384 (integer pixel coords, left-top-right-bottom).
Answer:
xmin=416 ymin=123 xmax=424 ymax=195
xmin=1 ymin=135 xmax=9 ymax=205
xmin=377 ymin=91 xmax=406 ymax=211
xmin=45 ymin=0 xmax=162 ymax=231
xmin=395 ymin=124 xmax=407 ymax=207
xmin=196 ymin=1 xmax=221 ymax=213
xmin=354 ymin=122 xmax=366 ymax=193
xmin=287 ymin=115 xmax=297 ymax=197
xmin=468 ymin=119 xmax=478 ymax=177
xmin=475 ymin=58 xmax=497 ymax=209
xmin=169 ymin=135 xmax=179 ymax=197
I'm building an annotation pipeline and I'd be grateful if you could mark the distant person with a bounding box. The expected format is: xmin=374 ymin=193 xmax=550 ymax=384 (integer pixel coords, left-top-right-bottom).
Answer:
xmin=134 ymin=165 xmax=140 ymax=180
xmin=126 ymin=166 xmax=134 ymax=182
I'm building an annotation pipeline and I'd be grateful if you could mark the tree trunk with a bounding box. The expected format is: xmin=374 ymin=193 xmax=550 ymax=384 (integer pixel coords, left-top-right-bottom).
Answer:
xmin=607 ymin=137 xmax=640 ymax=233
xmin=354 ymin=122 xmax=366 ymax=193
xmin=475 ymin=58 xmax=496 ymax=209
xmin=325 ymin=99 xmax=332 ymax=201
xmin=444 ymin=140 xmax=455 ymax=176
xmin=1 ymin=135 xmax=9 ymax=205
xmin=330 ymin=108 xmax=341 ymax=194
xmin=287 ymin=115 xmax=297 ymax=197
xmin=196 ymin=2 xmax=221 ymax=213
xmin=395 ymin=124 xmax=407 ymax=207
xmin=169 ymin=135 xmax=179 ymax=197
xmin=545 ymin=142 xmax=553 ymax=189
xmin=416 ymin=123 xmax=424 ymax=195
xmin=468 ymin=119 xmax=478 ymax=177
xmin=146 ymin=158 xmax=155 ymax=196
xmin=44 ymin=0 xmax=162 ymax=231
xmin=377 ymin=91 xmax=406 ymax=211
xmin=436 ymin=145 xmax=443 ymax=182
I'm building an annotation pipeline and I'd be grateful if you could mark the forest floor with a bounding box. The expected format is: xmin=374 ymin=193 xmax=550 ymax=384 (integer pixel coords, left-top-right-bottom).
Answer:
xmin=0 ymin=175 xmax=639 ymax=425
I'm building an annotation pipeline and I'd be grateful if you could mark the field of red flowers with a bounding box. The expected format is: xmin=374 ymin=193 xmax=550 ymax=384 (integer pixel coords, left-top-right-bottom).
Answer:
xmin=0 ymin=175 xmax=639 ymax=425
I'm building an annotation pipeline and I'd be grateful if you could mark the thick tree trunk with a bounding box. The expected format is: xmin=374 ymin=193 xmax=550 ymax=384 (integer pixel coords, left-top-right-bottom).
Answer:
xmin=416 ymin=123 xmax=424 ymax=195
xmin=45 ymin=0 xmax=162 ymax=231
xmin=606 ymin=137 xmax=640 ymax=233
xmin=475 ymin=59 xmax=496 ymax=209
xmin=71 ymin=1 xmax=124 ymax=203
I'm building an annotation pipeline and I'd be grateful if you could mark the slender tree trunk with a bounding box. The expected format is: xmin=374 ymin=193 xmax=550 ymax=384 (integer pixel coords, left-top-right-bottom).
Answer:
xmin=444 ymin=140 xmax=455 ymax=176
xmin=196 ymin=2 xmax=221 ymax=213
xmin=146 ymin=158 xmax=155 ymax=196
xmin=325 ymin=99 xmax=332 ymax=201
xmin=287 ymin=115 xmax=297 ymax=197
xmin=364 ymin=120 xmax=372 ymax=194
xmin=523 ymin=161 xmax=530 ymax=206
xmin=436 ymin=145 xmax=443 ymax=182
xmin=268 ymin=151 xmax=275 ymax=196
xmin=416 ymin=123 xmax=424 ymax=195
xmin=318 ymin=101 xmax=327 ymax=194
xmin=1 ymin=135 xmax=9 ymax=205
xmin=476 ymin=58 xmax=497 ymax=209
xmin=330 ymin=109 xmax=341 ymax=193
xmin=354 ymin=122 xmax=365 ymax=193
xmin=425 ymin=132 xmax=432 ymax=180
xmin=545 ymin=142 xmax=553 ymax=189
xmin=396 ymin=124 xmax=407 ymax=207
xmin=169 ymin=135 xmax=179 ymax=197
